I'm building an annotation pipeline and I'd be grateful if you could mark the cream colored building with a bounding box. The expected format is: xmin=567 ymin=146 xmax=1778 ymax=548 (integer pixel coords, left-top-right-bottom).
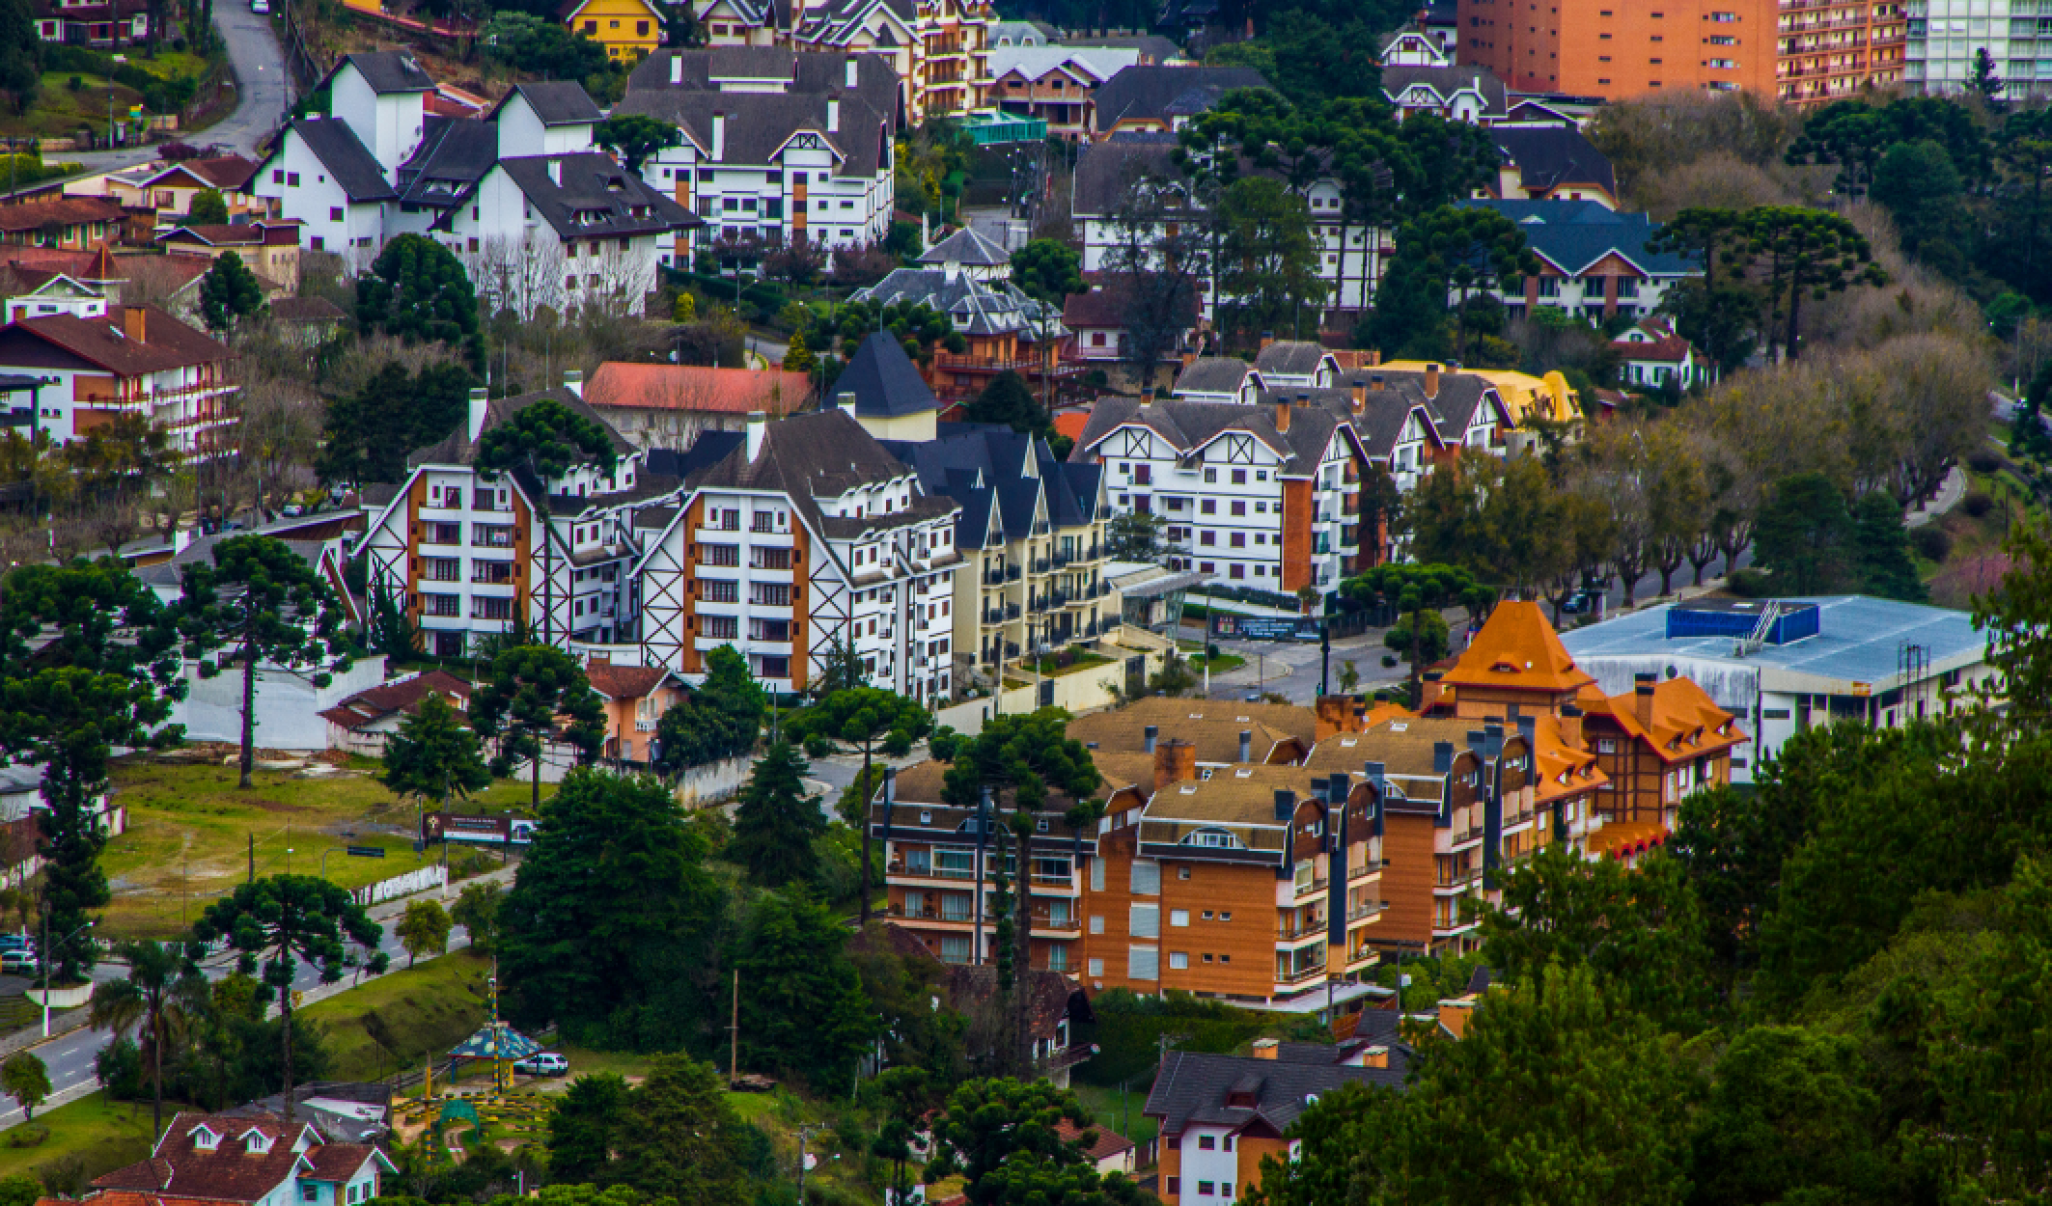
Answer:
xmin=693 ymin=0 xmax=995 ymax=121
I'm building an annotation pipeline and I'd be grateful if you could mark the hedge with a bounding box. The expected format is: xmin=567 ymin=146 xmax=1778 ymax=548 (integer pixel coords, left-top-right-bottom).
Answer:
xmin=1073 ymin=988 xmax=1274 ymax=1087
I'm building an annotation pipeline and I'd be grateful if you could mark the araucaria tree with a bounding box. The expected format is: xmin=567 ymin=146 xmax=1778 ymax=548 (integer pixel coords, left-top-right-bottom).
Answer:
xmin=198 ymin=251 xmax=266 ymax=333
xmin=729 ymin=741 xmax=825 ymax=888
xmin=789 ymin=687 xmax=933 ymax=922
xmin=924 ymin=1077 xmax=1140 ymax=1206
xmin=1743 ymin=206 xmax=1887 ymax=360
xmin=1378 ymin=205 xmax=1540 ymax=361
xmin=378 ymin=692 xmax=492 ymax=827
xmin=474 ymin=399 xmax=618 ymax=643
xmin=355 ymin=233 xmax=484 ymax=363
xmin=468 ymin=645 xmax=604 ymax=810
xmin=166 ymin=536 xmax=354 ymax=790
xmin=190 ymin=876 xmax=389 ymax=1122
xmin=0 ymin=561 xmax=182 ymax=982
xmin=594 ymin=114 xmax=682 ymax=173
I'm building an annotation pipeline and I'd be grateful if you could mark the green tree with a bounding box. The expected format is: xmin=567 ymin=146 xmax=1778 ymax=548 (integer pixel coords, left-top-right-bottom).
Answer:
xmin=186 ymin=188 xmax=228 ymax=226
xmin=1010 ymin=239 xmax=1084 ymax=305
xmin=0 ymin=1175 xmax=41 ymax=1206
xmin=1215 ymin=176 xmax=1326 ymax=343
xmin=394 ymin=899 xmax=452 ymax=968
xmin=788 ymin=687 xmax=932 ymax=923
xmin=378 ymin=690 xmax=492 ymax=828
xmin=1850 ymin=490 xmax=1927 ymax=602
xmin=474 ymin=399 xmax=618 ymax=643
xmin=962 ymin=371 xmax=1049 ymax=435
xmin=1972 ymin=45 xmax=2006 ymax=99
xmin=546 ymin=1071 xmax=632 ymax=1182
xmin=1690 ymin=1025 xmax=1898 ymax=1206
xmin=1753 ymin=472 xmax=1855 ymax=594
xmin=1342 ymin=563 xmax=1491 ymax=705
xmin=449 ymin=880 xmax=502 ymax=952
xmin=469 ymin=644 xmax=605 ymax=810
xmin=0 ymin=1054 xmax=48 ymax=1122
xmin=190 ymin=876 xmax=390 ymax=1122
xmin=781 ymin=328 xmax=815 ymax=375
xmin=356 ymin=233 xmax=483 ymax=363
xmin=1379 ymin=205 xmax=1540 ymax=361
xmin=925 ymin=1078 xmax=1137 ymax=1206
xmin=497 ymin=769 xmax=725 ymax=1048
xmin=1871 ymin=139 xmax=1967 ymax=270
xmin=198 ymin=251 xmax=266 ymax=333
xmin=734 ymin=886 xmax=875 ymax=1089
xmin=652 ymin=644 xmax=764 ymax=770
xmin=1744 ymin=206 xmax=1887 ymax=360
xmin=0 ymin=0 xmax=39 ymax=115
xmin=315 ymin=362 xmax=476 ymax=486
xmin=729 ymin=740 xmax=824 ymax=888
xmin=608 ymin=1055 xmax=749 ymax=1205
xmin=1383 ymin=607 xmax=1448 ymax=667
xmin=167 ymin=535 xmax=354 ymax=789
xmin=2019 ymin=361 xmax=2052 ymax=462
xmin=481 ymin=11 xmax=612 ymax=81
xmin=0 ymin=559 xmax=181 ymax=981
xmin=594 ymin=113 xmax=681 ymax=173
xmin=1103 ymin=510 xmax=1168 ymax=563
xmin=86 ymin=939 xmax=207 ymax=1139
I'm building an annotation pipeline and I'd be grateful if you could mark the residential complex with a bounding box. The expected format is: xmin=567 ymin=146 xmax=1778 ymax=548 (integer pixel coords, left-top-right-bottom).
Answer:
xmin=0 ymin=303 xmax=238 ymax=458
xmin=1459 ymin=200 xmax=1699 ymax=323
xmin=691 ymin=0 xmax=997 ymax=120
xmin=1458 ymin=0 xmax=1777 ymax=97
xmin=94 ymin=1112 xmax=391 ymax=1206
xmin=1785 ymin=0 xmax=1907 ymax=103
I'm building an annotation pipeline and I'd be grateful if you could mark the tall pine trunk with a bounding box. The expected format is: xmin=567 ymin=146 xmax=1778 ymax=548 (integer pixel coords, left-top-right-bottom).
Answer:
xmin=238 ymin=630 xmax=257 ymax=790
xmin=858 ymin=743 xmax=874 ymax=926
xmin=280 ymin=989 xmax=296 ymax=1124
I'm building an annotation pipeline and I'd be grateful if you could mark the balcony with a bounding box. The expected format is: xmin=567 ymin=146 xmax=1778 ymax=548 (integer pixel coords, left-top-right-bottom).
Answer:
xmin=1030 ymin=913 xmax=1083 ymax=934
xmin=1030 ymin=557 xmax=1052 ymax=574
xmin=1296 ymin=876 xmax=1329 ymax=899
xmin=635 ymin=718 xmax=657 ymax=732
xmin=1435 ymin=866 xmax=1482 ymax=889
xmin=885 ymin=859 xmax=980 ymax=882
xmin=1275 ymin=963 xmax=1326 ymax=986
xmin=984 ymin=569 xmax=1007 ymax=586
xmin=884 ymin=903 xmax=978 ymax=925
xmin=1005 ymin=602 xmax=1021 ymax=620
xmin=983 ymin=608 xmax=1006 ymax=625
xmin=1049 ymin=590 xmax=1070 ymax=608
xmin=1449 ymin=827 xmax=1483 ymax=847
xmin=1277 ymin=916 xmax=1327 ymax=940
xmin=1346 ymin=900 xmax=1385 ymax=922
xmin=1005 ymin=566 xmax=1022 ymax=582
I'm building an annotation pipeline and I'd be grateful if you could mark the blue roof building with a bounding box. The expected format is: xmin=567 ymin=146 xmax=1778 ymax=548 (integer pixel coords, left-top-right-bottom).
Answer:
xmin=1456 ymin=199 xmax=1701 ymax=325
xmin=1557 ymin=596 xmax=1991 ymax=783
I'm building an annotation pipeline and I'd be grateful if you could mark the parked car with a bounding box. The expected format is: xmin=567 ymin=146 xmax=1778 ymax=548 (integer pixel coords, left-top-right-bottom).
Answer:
xmin=251 ymin=0 xmax=269 ymax=12
xmin=280 ymin=503 xmax=304 ymax=517
xmin=0 ymin=934 xmax=31 ymax=950
xmin=0 ymin=950 xmax=39 ymax=974
xmin=513 ymin=1053 xmax=568 ymax=1077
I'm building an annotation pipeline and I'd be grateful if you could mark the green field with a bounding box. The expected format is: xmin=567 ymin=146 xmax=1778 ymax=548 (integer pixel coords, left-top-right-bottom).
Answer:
xmin=102 ymin=757 xmax=549 ymax=939
xmin=1073 ymin=1082 xmax=1158 ymax=1147
xmin=301 ymin=948 xmax=495 ymax=1082
xmin=0 ymin=1090 xmax=180 ymax=1186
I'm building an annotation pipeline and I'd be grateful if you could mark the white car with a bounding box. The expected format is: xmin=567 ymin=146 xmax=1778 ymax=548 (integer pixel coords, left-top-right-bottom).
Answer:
xmin=251 ymin=0 xmax=269 ymax=12
xmin=514 ymin=1053 xmax=568 ymax=1077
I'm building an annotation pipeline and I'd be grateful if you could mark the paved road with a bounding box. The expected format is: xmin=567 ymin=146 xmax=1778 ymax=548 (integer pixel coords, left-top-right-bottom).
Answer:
xmin=54 ymin=0 xmax=289 ymax=176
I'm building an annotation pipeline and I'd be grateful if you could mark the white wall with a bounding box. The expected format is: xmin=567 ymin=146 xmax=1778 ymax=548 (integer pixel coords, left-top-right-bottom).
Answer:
xmin=173 ymin=655 xmax=390 ymax=750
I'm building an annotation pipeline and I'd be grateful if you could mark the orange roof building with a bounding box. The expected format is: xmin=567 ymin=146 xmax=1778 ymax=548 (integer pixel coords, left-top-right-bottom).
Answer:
xmin=582 ymin=361 xmax=812 ymax=451
xmin=1428 ymin=600 xmax=1595 ymax=717
xmin=1577 ymin=673 xmax=1747 ymax=833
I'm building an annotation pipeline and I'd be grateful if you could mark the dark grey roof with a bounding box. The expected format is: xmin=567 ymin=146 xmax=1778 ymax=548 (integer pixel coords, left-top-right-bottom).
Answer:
xmin=1092 ymin=66 xmax=1269 ymax=133
xmin=852 ymin=268 xmax=1060 ymax=338
xmin=1489 ymin=125 xmax=1616 ymax=196
xmin=439 ymin=154 xmax=697 ymax=241
xmin=617 ymin=50 xmax=899 ymax=178
xmin=918 ymin=226 xmax=1011 ymax=268
xmin=1173 ymin=357 xmax=1254 ymax=396
xmin=1370 ymin=369 xmax=1505 ymax=437
xmin=228 ymin=1083 xmax=391 ymax=1144
xmin=1381 ymin=65 xmax=1507 ymax=118
xmin=1251 ymin=341 xmax=1330 ymax=379
xmin=505 ymin=81 xmax=604 ymax=126
xmin=1459 ymin=200 xmax=1696 ymax=277
xmin=1145 ymin=1050 xmax=1405 ymax=1140
xmin=289 ymin=117 xmax=396 ymax=203
xmin=681 ymin=409 xmax=947 ymax=537
xmin=1071 ymin=136 xmax=1184 ymax=217
xmin=339 ymin=50 xmax=435 ymax=94
xmin=829 ymin=332 xmax=939 ymax=418
xmin=1071 ymin=396 xmax=1352 ymax=477
xmin=397 ymin=116 xmax=497 ymax=207
xmin=1348 ymin=384 xmax=1443 ymax=458
xmin=135 ymin=533 xmax=330 ymax=589
xmin=1062 ymin=33 xmax=1183 ymax=62
xmin=880 ymin=423 xmax=1100 ymax=551
xmin=707 ymin=45 xmax=798 ymax=80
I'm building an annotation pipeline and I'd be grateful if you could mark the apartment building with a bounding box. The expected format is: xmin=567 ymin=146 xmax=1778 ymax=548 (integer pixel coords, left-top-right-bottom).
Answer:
xmin=1070 ymin=394 xmax=1371 ymax=596
xmin=360 ymin=375 xmax=676 ymax=658
xmin=613 ymin=49 xmax=900 ymax=264
xmin=398 ymin=83 xmax=605 ymax=242
xmin=692 ymin=0 xmax=996 ymax=120
xmin=252 ymin=53 xmax=434 ymax=261
xmin=1784 ymin=0 xmax=1907 ymax=104
xmin=1458 ymin=0 xmax=1777 ymax=99
xmin=852 ymin=233 xmax=1071 ymax=404
xmin=990 ymin=45 xmax=1142 ymax=139
xmin=1906 ymin=0 xmax=2042 ymax=95
xmin=635 ymin=407 xmax=962 ymax=699
xmin=1458 ymin=200 xmax=1700 ymax=323
xmin=880 ymin=424 xmax=1111 ymax=675
xmin=1072 ymin=135 xmax=1387 ymax=327
xmin=0 ymin=304 xmax=237 ymax=458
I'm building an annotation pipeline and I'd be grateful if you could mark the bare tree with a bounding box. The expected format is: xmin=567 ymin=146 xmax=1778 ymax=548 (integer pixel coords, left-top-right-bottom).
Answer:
xmin=1102 ymin=174 xmax=1209 ymax=395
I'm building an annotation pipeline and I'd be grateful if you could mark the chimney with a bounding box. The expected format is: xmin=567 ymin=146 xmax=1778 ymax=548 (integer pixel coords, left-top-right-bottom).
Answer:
xmin=1484 ymin=721 xmax=1504 ymax=760
xmin=1363 ymin=759 xmax=1385 ymax=803
xmin=745 ymin=410 xmax=768 ymax=460
xmin=1361 ymin=1045 xmax=1389 ymax=1069
xmin=1370 ymin=373 xmax=1385 ymax=391
xmin=1273 ymin=788 xmax=1295 ymax=821
xmin=562 ymin=369 xmax=583 ymax=399
xmin=1180 ymin=349 xmax=1196 ymax=371
xmin=1424 ymin=362 xmax=1441 ymax=398
xmin=1349 ymin=378 xmax=1366 ymax=410
xmin=1432 ymin=741 xmax=1453 ymax=775
xmin=1259 ymin=330 xmax=1274 ymax=351
xmin=671 ymin=52 xmax=683 ymax=84
xmin=828 ymin=96 xmax=841 ymax=132
xmin=1517 ymin=713 xmax=1535 ymax=747
xmin=1635 ymin=673 xmax=1657 ymax=732
xmin=1237 ymin=729 xmax=1252 ymax=763
xmin=712 ymin=111 xmax=727 ymax=161
xmin=1368 ymin=349 xmax=1382 ymax=368
xmin=467 ymin=386 xmax=489 ymax=441
xmin=1251 ymin=1038 xmax=1279 ymax=1061
xmin=1143 ymin=724 xmax=1158 ymax=754
xmin=1559 ymin=704 xmax=1584 ymax=748
xmin=1154 ymin=738 xmax=1194 ymax=792
xmin=837 ymin=390 xmax=858 ymax=419
xmin=1274 ymin=402 xmax=1291 ymax=433
xmin=122 ymin=306 xmax=145 ymax=344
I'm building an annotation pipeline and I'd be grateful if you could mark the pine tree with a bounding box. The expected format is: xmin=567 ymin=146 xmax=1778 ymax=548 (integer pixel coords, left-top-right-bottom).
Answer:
xmin=198 ymin=251 xmax=266 ymax=333
xmin=729 ymin=740 xmax=823 ymax=888
xmin=782 ymin=328 xmax=815 ymax=375
xmin=735 ymin=887 xmax=875 ymax=1089
xmin=378 ymin=692 xmax=493 ymax=822
xmin=1851 ymin=491 xmax=1928 ymax=602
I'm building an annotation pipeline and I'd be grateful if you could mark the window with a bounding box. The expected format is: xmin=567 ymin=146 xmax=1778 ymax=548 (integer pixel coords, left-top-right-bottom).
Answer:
xmin=1231 ymin=501 xmax=1247 ymax=517
xmin=1089 ymin=915 xmax=1105 ymax=934
xmin=329 ymin=206 xmax=343 ymax=222
xmin=1200 ymin=499 xmax=1216 ymax=515
xmin=303 ymin=1188 xmax=319 ymax=1202
xmin=1131 ymin=859 xmax=1160 ymax=895
xmin=1231 ymin=469 xmax=1247 ymax=485
xmin=699 ymin=579 xmax=739 ymax=604
xmin=701 ymin=543 xmax=739 ymax=567
xmin=1131 ymin=903 xmax=1160 ymax=938
xmin=1198 ymin=1183 xmax=1215 ymax=1197
xmin=1199 ymin=1135 xmax=1216 ymax=1151
xmin=702 ymin=615 xmax=738 ymax=640
xmin=1128 ymin=945 xmax=1159 ymax=980
xmin=1171 ymin=909 xmax=1190 ymax=927
xmin=1089 ymin=958 xmax=1105 ymax=977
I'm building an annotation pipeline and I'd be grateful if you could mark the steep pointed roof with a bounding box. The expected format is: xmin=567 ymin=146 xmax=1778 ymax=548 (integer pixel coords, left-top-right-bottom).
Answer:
xmin=829 ymin=331 xmax=939 ymax=418
xmin=1439 ymin=601 xmax=1594 ymax=695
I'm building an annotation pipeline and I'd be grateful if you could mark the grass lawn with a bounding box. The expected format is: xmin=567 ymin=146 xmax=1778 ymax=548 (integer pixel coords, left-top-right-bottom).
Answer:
xmin=1186 ymin=653 xmax=1245 ymax=674
xmin=552 ymin=1043 xmax=660 ymax=1082
xmin=1073 ymin=1082 xmax=1158 ymax=1147
xmin=1 ymin=75 xmax=147 ymax=139
xmin=301 ymin=948 xmax=494 ymax=1082
xmin=1023 ymin=653 xmax=1113 ymax=677
xmin=101 ymin=757 xmax=548 ymax=940
xmin=0 ymin=1090 xmax=182 ymax=1185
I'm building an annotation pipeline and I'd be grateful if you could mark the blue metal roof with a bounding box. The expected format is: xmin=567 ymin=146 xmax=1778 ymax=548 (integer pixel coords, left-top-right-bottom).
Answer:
xmin=1458 ymin=199 xmax=1698 ymax=278
xmin=1558 ymin=596 xmax=1986 ymax=687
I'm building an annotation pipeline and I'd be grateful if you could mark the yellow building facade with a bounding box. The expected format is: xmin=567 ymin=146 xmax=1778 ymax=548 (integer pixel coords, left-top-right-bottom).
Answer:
xmin=564 ymin=0 xmax=664 ymax=62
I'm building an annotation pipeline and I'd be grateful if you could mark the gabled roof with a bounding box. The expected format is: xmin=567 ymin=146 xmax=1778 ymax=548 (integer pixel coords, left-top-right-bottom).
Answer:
xmin=1067 ymin=696 xmax=1319 ymax=765
xmin=1064 ymin=287 xmax=1199 ymax=330
xmin=270 ymin=295 xmax=347 ymax=325
xmin=1145 ymin=1050 xmax=1404 ymax=1139
xmin=448 ymin=154 xmax=696 ymax=241
xmin=851 ymin=268 xmax=1062 ymax=339
xmin=143 ymin=154 xmax=260 ymax=191
xmin=1439 ymin=601 xmax=1595 ymax=695
xmin=1092 ymin=66 xmax=1269 ymax=132
xmin=397 ymin=116 xmax=499 ymax=207
xmin=918 ymin=225 xmax=1011 ymax=268
xmin=586 ymin=362 xmax=811 ymax=416
xmin=0 ymin=196 xmax=123 ymax=234
xmin=495 ymin=81 xmax=605 ymax=127
xmin=1459 ymin=199 xmax=1695 ymax=279
xmin=407 ymin=385 xmax=638 ymax=473
xmin=673 ymin=408 xmax=955 ymax=541
xmin=829 ymin=331 xmax=940 ymax=418
xmin=1070 ymin=134 xmax=1186 ymax=217
xmin=286 ymin=117 xmax=399 ymax=203
xmin=584 ymin=662 xmax=685 ymax=700
xmin=1071 ymin=395 xmax=1352 ymax=478
xmin=337 ymin=50 xmax=436 ymax=94
xmin=616 ymin=50 xmax=900 ymax=178
xmin=1173 ymin=357 xmax=1256 ymax=396
xmin=1251 ymin=340 xmax=1332 ymax=379
xmin=1489 ymin=125 xmax=1616 ymax=196
xmin=94 ymin=1112 xmax=379 ymax=1205
xmin=1381 ymin=65 xmax=1506 ymax=117
xmin=316 ymin=670 xmax=472 ymax=732
xmin=0 ymin=304 xmax=231 ymax=378
xmin=1578 ymin=677 xmax=1747 ymax=764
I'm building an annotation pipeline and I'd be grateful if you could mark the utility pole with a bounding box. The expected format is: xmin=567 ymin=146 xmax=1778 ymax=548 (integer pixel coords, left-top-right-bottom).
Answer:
xmin=797 ymin=1124 xmax=827 ymax=1201
xmin=728 ymin=969 xmax=739 ymax=1086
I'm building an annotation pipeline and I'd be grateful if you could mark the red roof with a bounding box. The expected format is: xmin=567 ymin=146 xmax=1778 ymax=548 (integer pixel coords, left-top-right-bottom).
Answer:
xmin=583 ymin=662 xmax=680 ymax=700
xmin=1054 ymin=1119 xmax=1135 ymax=1163
xmin=0 ymin=196 xmax=124 ymax=234
xmin=584 ymin=362 xmax=812 ymax=416
xmin=157 ymin=221 xmax=302 ymax=249
xmin=1052 ymin=410 xmax=1092 ymax=442
xmin=93 ymin=1113 xmax=352 ymax=1204
xmin=0 ymin=304 xmax=232 ymax=377
xmin=145 ymin=155 xmax=259 ymax=192
xmin=316 ymin=670 xmax=472 ymax=731
xmin=1062 ymin=287 xmax=1197 ymax=330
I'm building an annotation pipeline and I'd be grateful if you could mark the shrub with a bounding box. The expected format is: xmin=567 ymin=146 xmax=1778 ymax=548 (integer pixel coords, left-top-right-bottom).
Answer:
xmin=1911 ymin=525 xmax=1953 ymax=563
xmin=1968 ymin=448 xmax=2003 ymax=474
xmin=1381 ymin=654 xmax=1397 ymax=667
xmin=67 ymin=77 xmax=83 ymax=92
xmin=1963 ymin=490 xmax=1995 ymax=518
xmin=1726 ymin=568 xmax=1771 ymax=598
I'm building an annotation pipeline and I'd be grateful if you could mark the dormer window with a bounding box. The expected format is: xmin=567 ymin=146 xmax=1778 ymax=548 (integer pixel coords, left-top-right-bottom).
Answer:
xmin=192 ymin=1125 xmax=220 ymax=1151
xmin=244 ymin=1129 xmax=274 ymax=1155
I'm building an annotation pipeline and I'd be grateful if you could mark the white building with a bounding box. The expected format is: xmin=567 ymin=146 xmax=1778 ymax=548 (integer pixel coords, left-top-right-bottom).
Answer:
xmin=693 ymin=0 xmax=997 ymax=121
xmin=636 ymin=407 xmax=963 ymax=700
xmin=251 ymin=52 xmax=434 ymax=263
xmin=1558 ymin=596 xmax=1993 ymax=784
xmin=360 ymin=375 xmax=683 ymax=658
xmin=0 ymin=304 xmax=237 ymax=458
xmin=1907 ymin=0 xmax=2052 ymax=96
xmin=611 ymin=48 xmax=899 ymax=267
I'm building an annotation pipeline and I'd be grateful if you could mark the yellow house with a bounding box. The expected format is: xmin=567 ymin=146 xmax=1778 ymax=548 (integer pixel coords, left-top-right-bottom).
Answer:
xmin=1380 ymin=360 xmax=1583 ymax=428
xmin=563 ymin=0 xmax=663 ymax=62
